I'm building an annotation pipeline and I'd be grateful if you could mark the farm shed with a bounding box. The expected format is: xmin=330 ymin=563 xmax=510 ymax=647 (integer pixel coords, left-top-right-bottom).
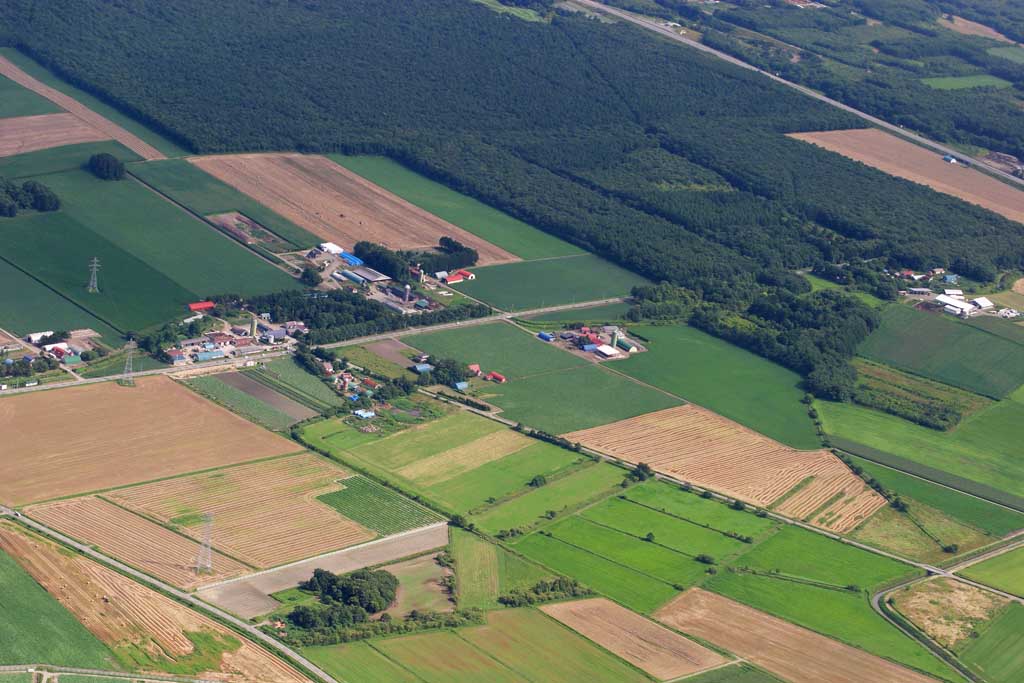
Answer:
xmin=616 ymin=337 xmax=637 ymax=352
xmin=468 ymin=363 xmax=482 ymax=376
xmin=908 ymin=287 xmax=931 ymax=295
xmin=413 ymin=363 xmax=435 ymax=374
xmin=453 ymin=381 xmax=470 ymax=392
xmin=353 ymin=409 xmax=376 ymax=419
xmin=340 ymin=252 xmax=363 ymax=266
xmin=434 ymin=270 xmax=449 ymax=280
xmin=596 ymin=344 xmax=621 ymax=358
xmin=944 ymin=289 xmax=964 ymax=297
xmin=195 ymin=350 xmax=225 ymax=362
xmin=351 ymin=266 xmax=390 ymax=283
xmin=25 ymin=331 xmax=54 ymax=344
xmin=538 ymin=332 xmax=554 ymax=342
xmin=582 ymin=343 xmax=598 ymax=352
xmin=415 ymin=298 xmax=430 ymax=310
xmin=385 ymin=300 xmax=411 ymax=315
xmin=455 ymin=269 xmax=476 ymax=280
xmin=188 ymin=301 xmax=215 ymax=312
xmin=319 ymin=241 xmax=343 ymax=255
xmin=167 ymin=349 xmax=187 ymax=365
xmin=486 ymin=371 xmax=507 ymax=383
xmin=971 ymin=297 xmax=994 ymax=310
xmin=443 ymin=273 xmax=465 ymax=284
xmin=339 ymin=269 xmax=366 ymax=285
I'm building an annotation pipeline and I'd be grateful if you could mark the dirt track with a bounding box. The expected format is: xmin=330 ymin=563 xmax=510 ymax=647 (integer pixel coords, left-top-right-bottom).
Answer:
xmin=0 ymin=112 xmax=107 ymax=157
xmin=189 ymin=153 xmax=519 ymax=264
xmin=790 ymin=129 xmax=1024 ymax=224
xmin=655 ymin=589 xmax=939 ymax=683
xmin=0 ymin=55 xmax=165 ymax=160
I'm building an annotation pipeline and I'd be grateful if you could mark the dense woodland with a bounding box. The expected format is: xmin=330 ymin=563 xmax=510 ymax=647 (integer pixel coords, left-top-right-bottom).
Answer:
xmin=0 ymin=176 xmax=59 ymax=216
xmin=4 ymin=0 xmax=1023 ymax=392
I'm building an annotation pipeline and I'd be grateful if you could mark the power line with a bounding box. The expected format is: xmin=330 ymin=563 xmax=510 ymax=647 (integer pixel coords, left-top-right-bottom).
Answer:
xmin=87 ymin=257 xmax=101 ymax=293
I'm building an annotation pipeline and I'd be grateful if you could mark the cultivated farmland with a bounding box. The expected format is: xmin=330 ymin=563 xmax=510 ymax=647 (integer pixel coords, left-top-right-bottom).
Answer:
xmin=304 ymin=642 xmax=422 ymax=683
xmin=108 ymin=454 xmax=375 ymax=568
xmin=959 ymin=546 xmax=1024 ymax=597
xmin=215 ymin=371 xmax=318 ymax=421
xmin=541 ymin=598 xmax=728 ymax=680
xmin=566 ymin=405 xmax=885 ymax=533
xmin=0 ymin=139 xmax=140 ymax=178
xmin=891 ymin=577 xmax=1008 ymax=651
xmin=656 ymin=589 xmax=940 ymax=683
xmin=450 ymin=528 xmax=550 ymax=609
xmin=938 ymin=15 xmax=1015 ymax=42
xmin=247 ymin=357 xmax=351 ymax=410
xmin=0 ymin=376 xmax=297 ymax=506
xmin=0 ymin=113 xmax=106 ymax=157
xmin=27 ymin=497 xmax=250 ymax=589
xmin=185 ymin=375 xmax=297 ymax=431
xmin=189 ymin=153 xmax=518 ymax=264
xmin=790 ymin=129 xmax=1024 ymax=224
xmin=317 ymin=475 xmax=445 ymax=535
xmin=0 ymin=72 xmax=61 ymax=118
xmin=959 ymin=603 xmax=1024 ymax=683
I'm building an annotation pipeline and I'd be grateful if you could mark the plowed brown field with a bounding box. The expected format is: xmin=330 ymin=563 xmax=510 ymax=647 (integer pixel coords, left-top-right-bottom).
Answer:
xmin=542 ymin=598 xmax=728 ymax=680
xmin=108 ymin=453 xmax=374 ymax=568
xmin=655 ymin=589 xmax=939 ymax=683
xmin=0 ymin=522 xmax=307 ymax=682
xmin=0 ymin=376 xmax=297 ymax=506
xmin=565 ymin=405 xmax=884 ymax=533
xmin=790 ymin=129 xmax=1024 ymax=224
xmin=27 ymin=497 xmax=250 ymax=589
xmin=0 ymin=55 xmax=165 ymax=160
xmin=188 ymin=153 xmax=518 ymax=264
xmin=0 ymin=113 xmax=107 ymax=157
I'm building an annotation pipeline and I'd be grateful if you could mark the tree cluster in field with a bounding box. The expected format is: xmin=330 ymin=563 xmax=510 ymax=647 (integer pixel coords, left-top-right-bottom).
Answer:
xmin=414 ymin=357 xmax=472 ymax=388
xmin=354 ymin=238 xmax=478 ymax=282
xmin=498 ymin=577 xmax=591 ymax=607
xmin=0 ymin=176 xmax=59 ymax=216
xmin=88 ymin=152 xmax=125 ymax=180
xmin=278 ymin=605 xmax=483 ymax=647
xmin=0 ymin=353 xmax=59 ymax=378
xmin=512 ymin=422 xmax=583 ymax=453
xmin=436 ymin=390 xmax=491 ymax=411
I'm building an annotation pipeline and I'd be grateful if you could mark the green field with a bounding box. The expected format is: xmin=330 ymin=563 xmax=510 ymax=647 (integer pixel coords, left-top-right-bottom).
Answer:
xmin=805 ymin=273 xmax=884 ymax=307
xmin=317 ymin=475 xmax=445 ymax=535
xmin=344 ymin=345 xmax=415 ymax=379
xmin=682 ymin=664 xmax=783 ymax=683
xmin=965 ymin=315 xmax=1024 ymax=346
xmin=304 ymin=641 xmax=422 ymax=683
xmin=523 ymin=301 xmax=632 ymax=323
xmin=0 ymin=48 xmax=188 ymax=157
xmin=0 ymin=141 xmax=140 ymax=179
xmin=472 ymin=463 xmax=625 ymax=534
xmin=131 ymin=159 xmax=318 ymax=249
xmin=960 ymin=603 xmax=1024 ymax=683
xmin=185 ymin=375 xmax=296 ymax=430
xmin=450 ymin=528 xmax=551 ymax=609
xmin=330 ymin=155 xmax=580 ymax=260
xmin=960 ymin=547 xmax=1024 ymax=597
xmin=0 ymin=72 xmax=61 ymax=118
xmin=0 ymin=545 xmax=115 ymax=667
xmin=77 ymin=350 xmax=168 ymax=378
xmin=372 ymin=630 xmax=526 ymax=683
xmin=617 ymin=324 xmax=819 ymax=448
xmin=457 ymin=254 xmax=650 ymax=311
xmin=248 ymin=357 xmax=347 ymax=410
xmin=989 ymin=46 xmax=1024 ymax=64
xmin=922 ymin=74 xmax=1013 ymax=89
xmin=857 ymin=304 xmax=1024 ymax=399
xmin=623 ymin=481 xmax=779 ymax=538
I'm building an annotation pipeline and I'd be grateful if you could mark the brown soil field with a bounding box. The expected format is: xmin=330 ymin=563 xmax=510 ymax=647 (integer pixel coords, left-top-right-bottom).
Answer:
xmin=0 ymin=522 xmax=307 ymax=682
xmin=108 ymin=453 xmax=374 ymax=568
xmin=188 ymin=153 xmax=518 ymax=264
xmin=0 ymin=113 xmax=107 ymax=157
xmin=364 ymin=338 xmax=419 ymax=367
xmin=542 ymin=597 xmax=728 ymax=680
xmin=656 ymin=589 xmax=939 ymax=683
xmin=216 ymin=371 xmax=317 ymax=422
xmin=0 ymin=56 xmax=165 ymax=160
xmin=0 ymin=376 xmax=298 ymax=507
xmin=397 ymin=429 xmax=532 ymax=486
xmin=565 ymin=405 xmax=883 ymax=533
xmin=892 ymin=577 xmax=1008 ymax=650
xmin=938 ymin=16 xmax=1015 ymax=43
xmin=790 ymin=129 xmax=1024 ymax=224
xmin=27 ymin=496 xmax=250 ymax=589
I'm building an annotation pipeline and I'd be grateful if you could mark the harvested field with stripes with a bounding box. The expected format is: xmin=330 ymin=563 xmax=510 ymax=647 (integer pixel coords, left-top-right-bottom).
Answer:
xmin=0 ymin=113 xmax=106 ymax=157
xmin=108 ymin=454 xmax=375 ymax=568
xmin=655 ymin=589 xmax=939 ymax=683
xmin=26 ymin=497 xmax=249 ymax=589
xmin=0 ymin=523 xmax=308 ymax=682
xmin=396 ymin=429 xmax=532 ymax=486
xmin=565 ymin=405 xmax=884 ymax=533
xmin=541 ymin=598 xmax=728 ymax=680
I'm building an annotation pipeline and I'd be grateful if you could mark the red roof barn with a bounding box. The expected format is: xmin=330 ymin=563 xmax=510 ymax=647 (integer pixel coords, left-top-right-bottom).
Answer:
xmin=188 ymin=301 xmax=215 ymax=312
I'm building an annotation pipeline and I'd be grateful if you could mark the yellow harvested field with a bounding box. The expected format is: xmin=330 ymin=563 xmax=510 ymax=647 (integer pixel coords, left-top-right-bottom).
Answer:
xmin=0 ymin=376 xmax=298 ymax=507
xmin=188 ymin=153 xmax=518 ymax=264
xmin=656 ymin=589 xmax=939 ymax=683
xmin=397 ymin=429 xmax=532 ymax=486
xmin=0 ymin=523 xmax=308 ymax=682
xmin=790 ymin=129 xmax=1024 ymax=224
xmin=565 ymin=405 xmax=884 ymax=533
xmin=0 ymin=55 xmax=165 ymax=160
xmin=541 ymin=598 xmax=728 ymax=680
xmin=27 ymin=497 xmax=250 ymax=589
xmin=0 ymin=113 xmax=107 ymax=157
xmin=108 ymin=453 xmax=374 ymax=568
xmin=892 ymin=577 xmax=1009 ymax=650
xmin=938 ymin=16 xmax=1015 ymax=43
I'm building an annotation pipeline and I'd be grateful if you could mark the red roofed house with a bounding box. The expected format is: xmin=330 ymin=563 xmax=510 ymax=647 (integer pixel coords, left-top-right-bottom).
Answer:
xmin=468 ymin=363 xmax=482 ymax=376
xmin=188 ymin=301 xmax=216 ymax=312
xmin=362 ymin=377 xmax=380 ymax=389
xmin=486 ymin=371 xmax=507 ymax=384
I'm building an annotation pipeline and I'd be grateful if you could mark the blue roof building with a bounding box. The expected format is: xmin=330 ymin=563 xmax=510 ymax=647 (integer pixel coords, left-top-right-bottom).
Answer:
xmin=453 ymin=381 xmax=470 ymax=392
xmin=195 ymin=350 xmax=225 ymax=362
xmin=413 ymin=363 xmax=435 ymax=374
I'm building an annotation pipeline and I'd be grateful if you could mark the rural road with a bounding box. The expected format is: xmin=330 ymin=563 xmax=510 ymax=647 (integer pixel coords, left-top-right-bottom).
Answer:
xmin=576 ymin=0 xmax=1024 ymax=190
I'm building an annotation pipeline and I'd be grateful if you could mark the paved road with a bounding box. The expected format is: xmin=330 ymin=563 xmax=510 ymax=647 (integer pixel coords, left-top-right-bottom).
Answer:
xmin=576 ymin=0 xmax=1024 ymax=190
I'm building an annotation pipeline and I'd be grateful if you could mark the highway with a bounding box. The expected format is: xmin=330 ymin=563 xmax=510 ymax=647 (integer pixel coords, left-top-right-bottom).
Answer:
xmin=575 ymin=0 xmax=1024 ymax=190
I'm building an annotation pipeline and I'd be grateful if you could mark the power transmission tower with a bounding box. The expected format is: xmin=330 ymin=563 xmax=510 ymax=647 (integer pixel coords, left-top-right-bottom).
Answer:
xmin=196 ymin=513 xmax=214 ymax=575
xmin=87 ymin=257 xmax=101 ymax=293
xmin=118 ymin=340 xmax=135 ymax=387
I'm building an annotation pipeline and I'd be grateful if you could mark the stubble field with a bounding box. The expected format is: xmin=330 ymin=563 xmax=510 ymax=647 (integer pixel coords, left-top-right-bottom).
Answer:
xmin=0 ymin=112 xmax=106 ymax=157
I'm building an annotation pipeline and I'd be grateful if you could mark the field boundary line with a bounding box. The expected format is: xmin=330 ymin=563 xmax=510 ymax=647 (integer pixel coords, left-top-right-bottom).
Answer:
xmin=665 ymin=659 xmax=748 ymax=682
xmin=0 ymin=664 xmax=220 ymax=683
xmin=363 ymin=640 xmax=428 ymax=682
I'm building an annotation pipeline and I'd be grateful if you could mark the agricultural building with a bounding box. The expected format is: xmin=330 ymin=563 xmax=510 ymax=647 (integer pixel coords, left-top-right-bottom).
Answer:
xmin=207 ymin=332 xmax=233 ymax=347
xmin=415 ymin=298 xmax=430 ymax=310
xmin=353 ymin=409 xmax=376 ymax=419
xmin=351 ymin=266 xmax=390 ymax=283
xmin=284 ymin=321 xmax=308 ymax=334
xmin=538 ymin=332 xmax=554 ymax=342
xmin=340 ymin=252 xmax=364 ymax=266
xmin=187 ymin=301 xmax=215 ymax=312
xmin=434 ymin=270 xmax=449 ymax=280
xmin=166 ymin=349 xmax=187 ymax=365
xmin=944 ymin=289 xmax=964 ymax=297
xmin=413 ymin=363 xmax=435 ymax=374
xmin=234 ymin=344 xmax=264 ymax=356
xmin=908 ymin=287 xmax=931 ymax=295
xmin=339 ymin=269 xmax=366 ymax=285
xmin=444 ymin=273 xmax=465 ymax=284
xmin=486 ymin=371 xmax=507 ymax=383
xmin=972 ymin=297 xmax=994 ymax=310
xmin=385 ymin=300 xmax=412 ymax=314
xmin=319 ymin=241 xmax=344 ymax=255
xmin=560 ymin=332 xmax=576 ymax=340
xmin=455 ymin=269 xmax=476 ymax=280
xmin=25 ymin=331 xmax=54 ymax=344
xmin=616 ymin=337 xmax=637 ymax=352
xmin=596 ymin=344 xmax=621 ymax=358
xmin=453 ymin=381 xmax=470 ymax=392
xmin=582 ymin=343 xmax=598 ymax=352
xmin=944 ymin=274 xmax=960 ymax=284
xmin=195 ymin=350 xmax=225 ymax=362
xmin=468 ymin=363 xmax=482 ymax=376
xmin=935 ymin=294 xmax=975 ymax=315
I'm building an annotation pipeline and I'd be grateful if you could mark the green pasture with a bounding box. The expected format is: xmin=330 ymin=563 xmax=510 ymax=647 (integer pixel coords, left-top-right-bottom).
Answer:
xmin=524 ymin=301 xmax=632 ymax=323
xmin=682 ymin=664 xmax=783 ymax=683
xmin=130 ymin=159 xmax=318 ymax=249
xmin=451 ymin=528 xmax=551 ymax=609
xmin=185 ymin=375 xmax=295 ymax=431
xmin=857 ymin=305 xmax=1024 ymax=399
xmin=457 ymin=254 xmax=650 ymax=311
xmin=960 ymin=603 xmax=1024 ymax=683
xmin=988 ymin=46 xmax=1024 ymax=64
xmin=254 ymin=357 xmax=347 ymax=409
xmin=317 ymin=475 xmax=444 ymax=535
xmin=960 ymin=546 xmax=1024 ymax=597
xmin=346 ymin=410 xmax=500 ymax=472
xmin=965 ymin=315 xmax=1024 ymax=345
xmin=0 ymin=141 xmax=140 ymax=178
xmin=922 ymin=74 xmax=1013 ymax=90
xmin=344 ymin=345 xmax=414 ymax=379
xmin=0 ymin=545 xmax=115 ymax=667
xmin=618 ymin=324 xmax=819 ymax=448
xmin=78 ymin=351 xmax=168 ymax=378
xmin=371 ymin=630 xmax=525 ymax=683
xmin=331 ymin=154 xmax=579 ymax=260
xmin=0 ymin=73 xmax=61 ymax=118
xmin=304 ymin=641 xmax=421 ymax=683
xmin=805 ymin=273 xmax=884 ymax=307
xmin=624 ymin=480 xmax=778 ymax=538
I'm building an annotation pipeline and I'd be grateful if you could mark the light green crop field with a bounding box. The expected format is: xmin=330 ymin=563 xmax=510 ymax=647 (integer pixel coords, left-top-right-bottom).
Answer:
xmin=372 ymin=630 xmax=526 ymax=683
xmin=471 ymin=0 xmax=547 ymax=22
xmin=0 ymin=141 xmax=140 ymax=178
xmin=524 ymin=301 xmax=632 ymax=323
xmin=186 ymin=375 xmax=295 ymax=431
xmin=472 ymin=463 xmax=625 ymax=534
xmin=857 ymin=304 xmax=1024 ymax=399
xmin=965 ymin=315 xmax=1024 ymax=346
xmin=304 ymin=642 xmax=422 ymax=683
xmin=78 ymin=351 xmax=168 ymax=378
xmin=317 ymin=475 xmax=444 ymax=535
xmin=130 ymin=159 xmax=318 ymax=249
xmin=617 ymin=324 xmax=819 ymax=448
xmin=922 ymin=74 xmax=1013 ymax=89
xmin=805 ymin=273 xmax=885 ymax=307
xmin=0 ymin=545 xmax=115 ymax=667
xmin=0 ymin=72 xmax=62 ymax=118
xmin=960 ymin=546 xmax=1024 ymax=597
xmin=960 ymin=603 xmax=1024 ymax=683
xmin=623 ymin=481 xmax=778 ymax=538
xmin=989 ymin=46 xmax=1024 ymax=64
xmin=457 ymin=254 xmax=650 ymax=311
xmin=343 ymin=345 xmax=414 ymax=379
xmin=451 ymin=528 xmax=551 ymax=609
xmin=682 ymin=664 xmax=783 ymax=683
xmin=330 ymin=154 xmax=580 ymax=260
xmin=515 ymin=531 xmax=678 ymax=612
xmin=252 ymin=357 xmax=347 ymax=409
xmin=0 ymin=48 xmax=188 ymax=157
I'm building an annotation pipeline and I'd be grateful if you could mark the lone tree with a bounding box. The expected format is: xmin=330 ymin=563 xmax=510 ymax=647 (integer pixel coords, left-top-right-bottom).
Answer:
xmin=88 ymin=152 xmax=125 ymax=180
